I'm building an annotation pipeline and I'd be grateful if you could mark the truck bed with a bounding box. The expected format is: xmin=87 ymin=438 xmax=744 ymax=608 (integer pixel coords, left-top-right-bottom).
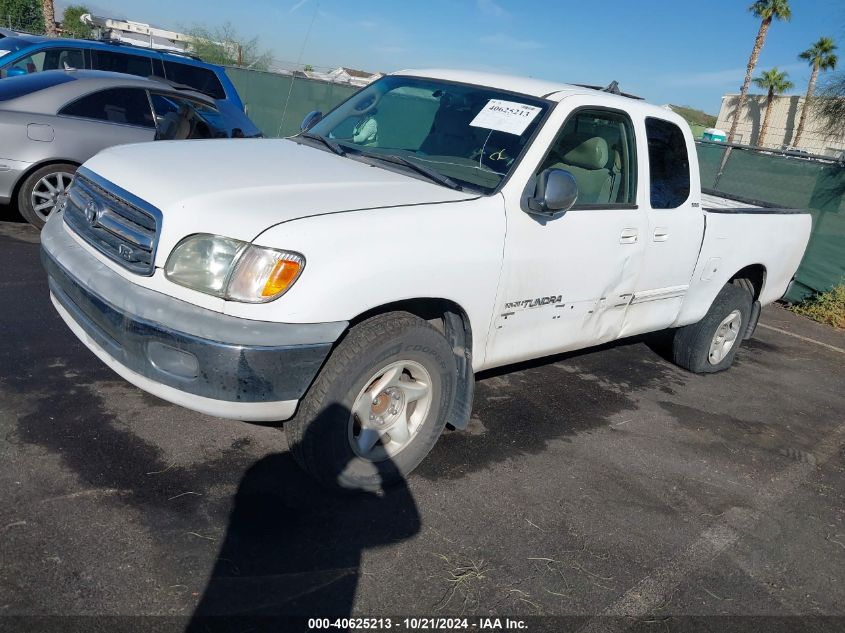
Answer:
xmin=702 ymin=190 xmax=805 ymax=214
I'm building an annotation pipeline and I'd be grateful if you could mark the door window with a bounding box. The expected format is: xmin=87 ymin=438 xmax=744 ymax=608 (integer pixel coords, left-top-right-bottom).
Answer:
xmin=91 ymin=51 xmax=154 ymax=77
xmin=162 ymin=61 xmax=226 ymax=99
xmin=149 ymin=92 xmax=222 ymax=139
xmin=59 ymin=87 xmax=155 ymax=128
xmin=538 ymin=109 xmax=637 ymax=206
xmin=2 ymin=48 xmax=84 ymax=74
xmin=646 ymin=117 xmax=691 ymax=209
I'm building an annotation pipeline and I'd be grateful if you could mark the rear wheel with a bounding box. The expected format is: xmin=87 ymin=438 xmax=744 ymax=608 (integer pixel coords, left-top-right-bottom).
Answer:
xmin=17 ymin=163 xmax=77 ymax=229
xmin=285 ymin=311 xmax=458 ymax=491
xmin=672 ymin=283 xmax=753 ymax=373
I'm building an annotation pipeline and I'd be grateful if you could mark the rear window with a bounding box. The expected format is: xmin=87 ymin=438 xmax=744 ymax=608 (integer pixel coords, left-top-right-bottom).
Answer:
xmin=646 ymin=117 xmax=691 ymax=209
xmin=163 ymin=61 xmax=225 ymax=99
xmin=0 ymin=71 xmax=75 ymax=101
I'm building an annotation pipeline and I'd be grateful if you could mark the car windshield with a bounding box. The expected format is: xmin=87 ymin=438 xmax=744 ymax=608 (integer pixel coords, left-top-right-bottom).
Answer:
xmin=306 ymin=75 xmax=550 ymax=194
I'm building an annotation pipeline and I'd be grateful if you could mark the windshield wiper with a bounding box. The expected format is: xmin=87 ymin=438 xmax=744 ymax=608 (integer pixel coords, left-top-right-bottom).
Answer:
xmin=359 ymin=152 xmax=462 ymax=191
xmin=298 ymin=131 xmax=346 ymax=156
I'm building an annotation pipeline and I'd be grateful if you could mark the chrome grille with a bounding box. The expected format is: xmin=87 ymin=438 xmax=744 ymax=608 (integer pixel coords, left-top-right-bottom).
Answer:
xmin=63 ymin=168 xmax=161 ymax=276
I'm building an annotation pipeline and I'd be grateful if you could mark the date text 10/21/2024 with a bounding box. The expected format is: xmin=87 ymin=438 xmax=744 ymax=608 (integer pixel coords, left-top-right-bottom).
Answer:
xmin=307 ymin=617 xmax=530 ymax=630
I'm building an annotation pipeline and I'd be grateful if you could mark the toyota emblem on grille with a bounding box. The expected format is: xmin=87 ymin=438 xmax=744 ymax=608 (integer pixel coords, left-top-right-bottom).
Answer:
xmin=84 ymin=201 xmax=99 ymax=225
xmin=118 ymin=244 xmax=135 ymax=261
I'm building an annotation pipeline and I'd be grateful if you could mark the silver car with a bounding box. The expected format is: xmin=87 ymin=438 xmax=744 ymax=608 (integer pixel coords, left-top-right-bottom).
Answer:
xmin=0 ymin=69 xmax=260 ymax=227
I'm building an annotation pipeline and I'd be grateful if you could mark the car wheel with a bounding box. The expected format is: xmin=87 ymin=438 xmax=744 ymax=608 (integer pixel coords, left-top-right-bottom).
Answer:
xmin=285 ymin=311 xmax=458 ymax=491
xmin=672 ymin=283 xmax=753 ymax=374
xmin=17 ymin=163 xmax=77 ymax=229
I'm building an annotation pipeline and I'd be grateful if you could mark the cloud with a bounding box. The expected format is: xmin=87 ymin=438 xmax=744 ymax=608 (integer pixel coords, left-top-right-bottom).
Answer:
xmin=356 ymin=19 xmax=379 ymax=30
xmin=479 ymin=34 xmax=544 ymax=50
xmin=289 ymin=0 xmax=311 ymax=14
xmin=477 ymin=0 xmax=508 ymax=18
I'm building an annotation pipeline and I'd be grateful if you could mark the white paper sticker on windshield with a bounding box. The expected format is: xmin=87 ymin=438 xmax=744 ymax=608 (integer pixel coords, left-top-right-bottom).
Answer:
xmin=469 ymin=99 xmax=542 ymax=135
xmin=0 ymin=50 xmax=11 ymax=58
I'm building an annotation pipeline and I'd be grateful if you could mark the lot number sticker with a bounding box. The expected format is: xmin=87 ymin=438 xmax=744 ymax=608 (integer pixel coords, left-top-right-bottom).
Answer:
xmin=470 ymin=99 xmax=542 ymax=135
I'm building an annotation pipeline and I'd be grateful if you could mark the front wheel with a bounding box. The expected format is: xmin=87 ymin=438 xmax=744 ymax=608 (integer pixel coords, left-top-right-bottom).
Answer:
xmin=285 ymin=312 xmax=458 ymax=490
xmin=672 ymin=283 xmax=753 ymax=373
xmin=17 ymin=163 xmax=77 ymax=229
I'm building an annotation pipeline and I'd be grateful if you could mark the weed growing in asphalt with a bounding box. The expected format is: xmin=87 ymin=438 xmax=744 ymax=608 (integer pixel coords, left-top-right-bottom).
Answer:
xmin=790 ymin=284 xmax=845 ymax=329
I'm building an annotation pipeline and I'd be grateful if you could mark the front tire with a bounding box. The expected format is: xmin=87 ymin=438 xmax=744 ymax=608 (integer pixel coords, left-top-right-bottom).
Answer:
xmin=672 ymin=283 xmax=753 ymax=373
xmin=17 ymin=163 xmax=78 ymax=229
xmin=285 ymin=312 xmax=458 ymax=490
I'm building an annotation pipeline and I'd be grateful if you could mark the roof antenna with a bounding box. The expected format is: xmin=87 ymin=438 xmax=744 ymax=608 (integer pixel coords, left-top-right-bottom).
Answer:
xmin=603 ymin=80 xmax=622 ymax=95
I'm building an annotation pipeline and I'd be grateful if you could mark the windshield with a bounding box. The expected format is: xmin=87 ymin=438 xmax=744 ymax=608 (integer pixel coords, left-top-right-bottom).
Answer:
xmin=307 ymin=75 xmax=550 ymax=194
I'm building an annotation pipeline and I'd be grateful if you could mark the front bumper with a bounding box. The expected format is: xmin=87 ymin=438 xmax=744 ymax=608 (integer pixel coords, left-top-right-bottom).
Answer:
xmin=41 ymin=213 xmax=347 ymax=421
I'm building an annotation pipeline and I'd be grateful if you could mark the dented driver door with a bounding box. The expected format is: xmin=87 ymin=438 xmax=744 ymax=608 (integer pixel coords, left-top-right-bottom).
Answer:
xmin=483 ymin=102 xmax=648 ymax=369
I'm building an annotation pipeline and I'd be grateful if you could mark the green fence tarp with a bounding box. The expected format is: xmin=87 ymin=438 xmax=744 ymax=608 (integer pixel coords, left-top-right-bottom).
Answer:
xmin=225 ymin=66 xmax=358 ymax=138
xmin=697 ymin=141 xmax=845 ymax=302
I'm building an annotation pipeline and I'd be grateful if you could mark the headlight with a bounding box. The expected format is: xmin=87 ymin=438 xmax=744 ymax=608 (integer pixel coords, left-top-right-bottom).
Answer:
xmin=164 ymin=234 xmax=304 ymax=303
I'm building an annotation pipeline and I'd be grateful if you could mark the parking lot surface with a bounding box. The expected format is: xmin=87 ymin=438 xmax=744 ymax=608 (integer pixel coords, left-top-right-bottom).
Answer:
xmin=1 ymin=219 xmax=844 ymax=631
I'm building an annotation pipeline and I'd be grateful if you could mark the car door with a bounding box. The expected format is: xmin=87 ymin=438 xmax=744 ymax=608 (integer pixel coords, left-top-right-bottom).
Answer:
xmin=55 ymin=86 xmax=156 ymax=161
xmin=620 ymin=116 xmax=704 ymax=337
xmin=484 ymin=102 xmax=647 ymax=368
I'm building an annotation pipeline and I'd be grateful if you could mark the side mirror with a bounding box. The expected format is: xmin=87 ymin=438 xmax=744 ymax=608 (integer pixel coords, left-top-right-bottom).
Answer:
xmin=6 ymin=66 xmax=27 ymax=77
xmin=526 ymin=168 xmax=578 ymax=216
xmin=300 ymin=110 xmax=323 ymax=132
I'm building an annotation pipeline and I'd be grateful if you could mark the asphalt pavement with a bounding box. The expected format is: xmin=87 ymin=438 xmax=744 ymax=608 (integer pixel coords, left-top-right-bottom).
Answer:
xmin=1 ymin=218 xmax=843 ymax=632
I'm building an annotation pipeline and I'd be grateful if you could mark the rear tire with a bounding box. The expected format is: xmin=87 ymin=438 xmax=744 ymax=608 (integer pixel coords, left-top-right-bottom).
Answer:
xmin=672 ymin=283 xmax=753 ymax=373
xmin=17 ymin=163 xmax=77 ymax=229
xmin=285 ymin=311 xmax=458 ymax=491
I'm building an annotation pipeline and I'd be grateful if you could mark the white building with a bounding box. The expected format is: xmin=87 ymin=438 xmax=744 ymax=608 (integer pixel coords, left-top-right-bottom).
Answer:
xmin=716 ymin=93 xmax=845 ymax=157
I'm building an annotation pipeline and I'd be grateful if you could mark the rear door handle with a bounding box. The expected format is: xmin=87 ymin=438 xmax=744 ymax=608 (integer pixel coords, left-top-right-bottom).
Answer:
xmin=619 ymin=228 xmax=638 ymax=244
xmin=653 ymin=227 xmax=669 ymax=242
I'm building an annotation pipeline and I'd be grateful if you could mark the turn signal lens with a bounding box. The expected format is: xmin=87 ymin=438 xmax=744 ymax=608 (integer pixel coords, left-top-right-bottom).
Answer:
xmin=226 ymin=246 xmax=305 ymax=303
xmin=262 ymin=259 xmax=302 ymax=297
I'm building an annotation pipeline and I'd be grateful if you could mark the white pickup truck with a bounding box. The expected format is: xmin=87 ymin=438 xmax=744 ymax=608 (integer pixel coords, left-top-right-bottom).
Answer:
xmin=41 ymin=69 xmax=811 ymax=489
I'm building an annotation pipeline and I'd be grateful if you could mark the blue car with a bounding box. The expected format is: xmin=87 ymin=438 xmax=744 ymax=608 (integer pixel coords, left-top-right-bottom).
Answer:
xmin=0 ymin=34 xmax=245 ymax=111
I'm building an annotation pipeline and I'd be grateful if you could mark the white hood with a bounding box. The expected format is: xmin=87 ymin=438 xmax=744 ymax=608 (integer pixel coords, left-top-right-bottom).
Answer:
xmin=83 ymin=138 xmax=476 ymax=265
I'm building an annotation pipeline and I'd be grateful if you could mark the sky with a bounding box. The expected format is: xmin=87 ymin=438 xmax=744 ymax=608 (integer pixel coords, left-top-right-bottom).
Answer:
xmin=55 ymin=0 xmax=844 ymax=114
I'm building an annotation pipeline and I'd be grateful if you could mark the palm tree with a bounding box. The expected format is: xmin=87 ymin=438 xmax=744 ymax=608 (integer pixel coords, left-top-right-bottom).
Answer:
xmin=727 ymin=0 xmax=792 ymax=144
xmin=752 ymin=68 xmax=793 ymax=147
xmin=793 ymin=37 xmax=838 ymax=147
xmin=41 ymin=0 xmax=57 ymax=35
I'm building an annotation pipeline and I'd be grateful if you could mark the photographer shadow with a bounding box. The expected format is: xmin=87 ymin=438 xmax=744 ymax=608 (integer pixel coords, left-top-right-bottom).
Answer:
xmin=187 ymin=403 xmax=421 ymax=631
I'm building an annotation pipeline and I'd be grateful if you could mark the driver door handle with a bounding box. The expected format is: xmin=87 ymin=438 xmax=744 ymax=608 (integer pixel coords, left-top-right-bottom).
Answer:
xmin=619 ymin=228 xmax=639 ymax=244
xmin=653 ymin=227 xmax=669 ymax=242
